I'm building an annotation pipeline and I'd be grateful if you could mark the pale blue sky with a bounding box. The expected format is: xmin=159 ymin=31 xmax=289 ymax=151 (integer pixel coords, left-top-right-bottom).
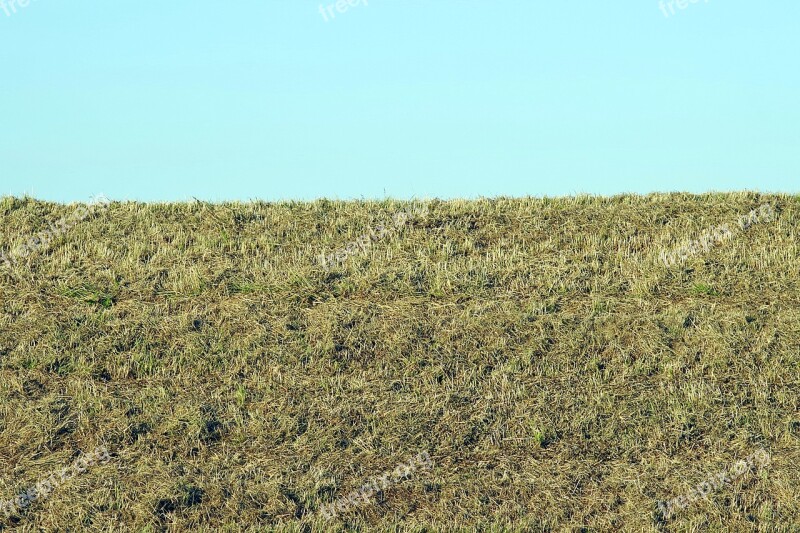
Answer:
xmin=1 ymin=1 xmax=798 ymax=202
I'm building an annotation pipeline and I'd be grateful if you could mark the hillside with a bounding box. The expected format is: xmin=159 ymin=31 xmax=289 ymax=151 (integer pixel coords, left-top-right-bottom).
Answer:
xmin=1 ymin=193 xmax=798 ymax=531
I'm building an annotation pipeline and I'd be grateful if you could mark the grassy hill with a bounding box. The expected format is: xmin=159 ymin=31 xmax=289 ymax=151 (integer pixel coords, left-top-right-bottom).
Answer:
xmin=1 ymin=193 xmax=798 ymax=531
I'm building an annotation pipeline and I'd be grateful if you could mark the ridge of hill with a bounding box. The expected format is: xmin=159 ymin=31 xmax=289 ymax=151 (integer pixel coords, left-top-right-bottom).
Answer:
xmin=1 ymin=193 xmax=798 ymax=530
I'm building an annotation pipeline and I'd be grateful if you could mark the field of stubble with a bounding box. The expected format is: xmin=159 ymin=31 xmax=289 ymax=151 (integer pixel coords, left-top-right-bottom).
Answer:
xmin=1 ymin=193 xmax=798 ymax=531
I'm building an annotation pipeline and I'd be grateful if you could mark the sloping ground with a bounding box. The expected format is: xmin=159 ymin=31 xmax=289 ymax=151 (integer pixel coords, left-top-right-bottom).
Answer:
xmin=0 ymin=193 xmax=798 ymax=531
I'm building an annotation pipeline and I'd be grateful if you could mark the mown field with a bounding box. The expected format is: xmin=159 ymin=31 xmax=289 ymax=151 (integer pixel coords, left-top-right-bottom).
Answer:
xmin=0 ymin=193 xmax=798 ymax=531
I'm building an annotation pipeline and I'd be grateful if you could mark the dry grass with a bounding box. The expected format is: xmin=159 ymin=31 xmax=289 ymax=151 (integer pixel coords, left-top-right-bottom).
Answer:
xmin=0 ymin=192 xmax=798 ymax=531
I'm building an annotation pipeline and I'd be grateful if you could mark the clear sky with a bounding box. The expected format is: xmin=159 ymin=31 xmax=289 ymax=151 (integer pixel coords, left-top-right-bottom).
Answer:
xmin=1 ymin=1 xmax=798 ymax=202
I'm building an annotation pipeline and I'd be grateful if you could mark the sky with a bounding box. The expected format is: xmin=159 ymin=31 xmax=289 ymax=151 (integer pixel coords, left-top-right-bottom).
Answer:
xmin=1 ymin=0 xmax=798 ymax=202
